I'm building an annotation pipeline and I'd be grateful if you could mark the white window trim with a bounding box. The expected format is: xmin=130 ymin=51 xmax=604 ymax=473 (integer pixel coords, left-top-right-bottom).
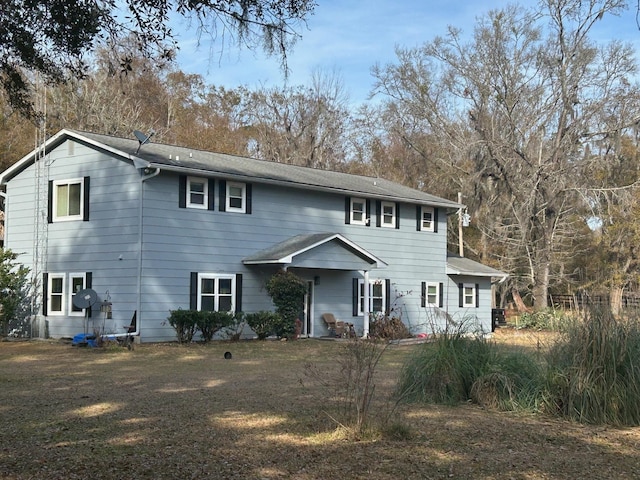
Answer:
xmin=350 ymin=197 xmax=367 ymax=225
xmin=381 ymin=201 xmax=395 ymax=228
xmin=52 ymin=178 xmax=84 ymax=222
xmin=47 ymin=273 xmax=66 ymax=316
xmin=463 ymin=283 xmax=476 ymax=308
xmin=425 ymin=282 xmax=440 ymax=307
xmin=68 ymin=272 xmax=87 ymax=316
xmin=197 ymin=273 xmax=236 ymax=312
xmin=187 ymin=176 xmax=208 ymax=209
xmin=420 ymin=206 xmax=435 ymax=232
xmin=358 ymin=278 xmax=386 ymax=316
xmin=226 ymin=182 xmax=246 ymax=213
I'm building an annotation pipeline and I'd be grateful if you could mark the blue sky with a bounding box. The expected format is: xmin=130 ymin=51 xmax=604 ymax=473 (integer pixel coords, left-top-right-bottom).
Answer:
xmin=172 ymin=1 xmax=640 ymax=105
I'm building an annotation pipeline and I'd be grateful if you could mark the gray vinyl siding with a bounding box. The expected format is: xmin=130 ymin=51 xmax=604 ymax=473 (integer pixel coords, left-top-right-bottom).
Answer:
xmin=3 ymin=135 xmax=494 ymax=341
xmin=138 ymin=172 xmax=453 ymax=340
xmin=5 ymin=140 xmax=141 ymax=338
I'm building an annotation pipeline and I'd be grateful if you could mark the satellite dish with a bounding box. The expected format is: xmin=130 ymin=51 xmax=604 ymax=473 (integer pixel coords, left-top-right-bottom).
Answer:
xmin=73 ymin=288 xmax=99 ymax=309
xmin=134 ymin=129 xmax=155 ymax=154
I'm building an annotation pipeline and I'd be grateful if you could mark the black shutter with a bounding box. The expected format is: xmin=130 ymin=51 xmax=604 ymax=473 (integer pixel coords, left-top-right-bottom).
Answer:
xmin=416 ymin=205 xmax=421 ymax=231
xmin=433 ymin=207 xmax=439 ymax=233
xmin=208 ymin=179 xmax=215 ymax=210
xmin=86 ymin=272 xmax=93 ymax=317
xmin=366 ymin=199 xmax=371 ymax=227
xmin=376 ymin=201 xmax=381 ymax=227
xmin=345 ymin=197 xmax=351 ymax=224
xmin=458 ymin=283 xmax=464 ymax=308
xmin=219 ymin=180 xmax=226 ymax=212
xmin=352 ymin=278 xmax=359 ymax=316
xmin=47 ymin=181 xmax=53 ymax=223
xmin=179 ymin=175 xmax=187 ymax=208
xmin=395 ymin=203 xmax=400 ymax=229
xmin=439 ymin=282 xmax=444 ymax=308
xmin=235 ymin=274 xmax=243 ymax=312
xmin=475 ymin=283 xmax=480 ymax=308
xmin=245 ymin=184 xmax=252 ymax=214
xmin=83 ymin=176 xmax=90 ymax=221
xmin=190 ymin=272 xmax=198 ymax=310
xmin=42 ymin=273 xmax=48 ymax=316
xmin=385 ymin=279 xmax=391 ymax=315
xmin=421 ymin=282 xmax=426 ymax=308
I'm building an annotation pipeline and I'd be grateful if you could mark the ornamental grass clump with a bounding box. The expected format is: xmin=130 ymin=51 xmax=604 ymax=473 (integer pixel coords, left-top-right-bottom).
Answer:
xmin=396 ymin=325 xmax=543 ymax=411
xmin=543 ymin=307 xmax=640 ymax=426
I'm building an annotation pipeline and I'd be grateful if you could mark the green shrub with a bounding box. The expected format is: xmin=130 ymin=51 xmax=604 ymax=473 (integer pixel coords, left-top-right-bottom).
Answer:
xmin=516 ymin=308 xmax=570 ymax=331
xmin=197 ymin=311 xmax=236 ymax=342
xmin=542 ymin=307 xmax=640 ymax=426
xmin=167 ymin=309 xmax=198 ymax=343
xmin=245 ymin=311 xmax=282 ymax=340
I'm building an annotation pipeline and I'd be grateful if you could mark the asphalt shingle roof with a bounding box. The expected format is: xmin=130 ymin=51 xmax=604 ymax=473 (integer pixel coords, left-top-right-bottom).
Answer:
xmin=70 ymin=130 xmax=462 ymax=209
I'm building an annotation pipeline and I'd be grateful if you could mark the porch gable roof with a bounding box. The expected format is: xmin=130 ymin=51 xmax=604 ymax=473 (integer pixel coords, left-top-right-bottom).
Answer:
xmin=242 ymin=233 xmax=387 ymax=270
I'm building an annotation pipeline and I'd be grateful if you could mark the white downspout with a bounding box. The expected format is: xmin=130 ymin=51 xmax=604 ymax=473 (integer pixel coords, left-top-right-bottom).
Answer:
xmin=363 ymin=270 xmax=370 ymax=337
xmin=133 ymin=167 xmax=160 ymax=338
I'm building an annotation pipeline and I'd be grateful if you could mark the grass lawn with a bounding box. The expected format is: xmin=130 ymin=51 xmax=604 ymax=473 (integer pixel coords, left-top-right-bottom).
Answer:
xmin=1 ymin=329 xmax=639 ymax=479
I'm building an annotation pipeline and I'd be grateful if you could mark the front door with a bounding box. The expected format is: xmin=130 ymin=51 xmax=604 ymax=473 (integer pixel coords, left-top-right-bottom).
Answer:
xmin=302 ymin=280 xmax=314 ymax=337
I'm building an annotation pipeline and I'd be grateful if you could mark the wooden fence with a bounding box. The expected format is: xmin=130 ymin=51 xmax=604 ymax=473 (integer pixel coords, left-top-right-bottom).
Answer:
xmin=549 ymin=294 xmax=640 ymax=310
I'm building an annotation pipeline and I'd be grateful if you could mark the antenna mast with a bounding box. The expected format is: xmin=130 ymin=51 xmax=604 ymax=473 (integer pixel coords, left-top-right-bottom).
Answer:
xmin=31 ymin=76 xmax=49 ymax=338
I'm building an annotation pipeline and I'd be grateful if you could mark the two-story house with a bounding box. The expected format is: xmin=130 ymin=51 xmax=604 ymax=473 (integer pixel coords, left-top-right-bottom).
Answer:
xmin=0 ymin=129 xmax=506 ymax=342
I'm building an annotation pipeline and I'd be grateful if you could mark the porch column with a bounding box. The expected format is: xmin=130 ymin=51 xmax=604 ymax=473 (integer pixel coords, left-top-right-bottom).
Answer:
xmin=363 ymin=270 xmax=370 ymax=337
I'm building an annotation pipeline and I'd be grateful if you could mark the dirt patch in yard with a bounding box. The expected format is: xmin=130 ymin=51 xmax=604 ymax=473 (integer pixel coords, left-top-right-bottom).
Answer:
xmin=0 ymin=333 xmax=639 ymax=479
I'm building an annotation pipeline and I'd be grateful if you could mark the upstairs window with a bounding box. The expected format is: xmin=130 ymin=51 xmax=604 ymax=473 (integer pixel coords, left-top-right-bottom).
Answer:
xmin=417 ymin=206 xmax=438 ymax=232
xmin=187 ymin=176 xmax=208 ymax=209
xmin=350 ymin=197 xmax=368 ymax=225
xmin=381 ymin=201 xmax=395 ymax=228
xmin=52 ymin=178 xmax=86 ymax=222
xmin=226 ymin=182 xmax=246 ymax=213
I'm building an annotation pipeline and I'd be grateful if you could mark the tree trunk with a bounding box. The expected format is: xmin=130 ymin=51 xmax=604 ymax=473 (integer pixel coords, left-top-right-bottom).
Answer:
xmin=610 ymin=286 xmax=624 ymax=317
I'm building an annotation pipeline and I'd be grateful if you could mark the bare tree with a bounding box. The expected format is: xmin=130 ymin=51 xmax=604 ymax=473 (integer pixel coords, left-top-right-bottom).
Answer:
xmin=371 ymin=0 xmax=639 ymax=308
xmin=243 ymin=70 xmax=353 ymax=169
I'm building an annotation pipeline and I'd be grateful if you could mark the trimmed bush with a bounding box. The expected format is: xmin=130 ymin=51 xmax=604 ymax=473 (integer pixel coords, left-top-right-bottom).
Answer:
xmin=245 ymin=311 xmax=282 ymax=340
xmin=197 ymin=311 xmax=236 ymax=342
xmin=167 ymin=309 xmax=198 ymax=344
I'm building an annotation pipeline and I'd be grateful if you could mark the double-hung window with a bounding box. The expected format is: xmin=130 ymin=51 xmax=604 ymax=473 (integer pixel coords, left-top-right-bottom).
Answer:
xmin=47 ymin=273 xmax=65 ymax=315
xmin=381 ymin=201 xmax=396 ymax=228
xmin=421 ymin=282 xmax=444 ymax=308
xmin=198 ymin=274 xmax=235 ymax=312
xmin=461 ymin=283 xmax=477 ymax=308
xmin=52 ymin=179 xmax=83 ymax=221
xmin=226 ymin=182 xmax=246 ymax=213
xmin=351 ymin=197 xmax=367 ymax=225
xmin=425 ymin=283 xmax=439 ymax=306
xmin=69 ymin=273 xmax=87 ymax=316
xmin=187 ymin=176 xmax=208 ymax=209
xmin=419 ymin=206 xmax=435 ymax=232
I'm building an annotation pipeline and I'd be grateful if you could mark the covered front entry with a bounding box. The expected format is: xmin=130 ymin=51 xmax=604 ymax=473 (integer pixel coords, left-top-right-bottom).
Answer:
xmin=243 ymin=233 xmax=387 ymax=337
